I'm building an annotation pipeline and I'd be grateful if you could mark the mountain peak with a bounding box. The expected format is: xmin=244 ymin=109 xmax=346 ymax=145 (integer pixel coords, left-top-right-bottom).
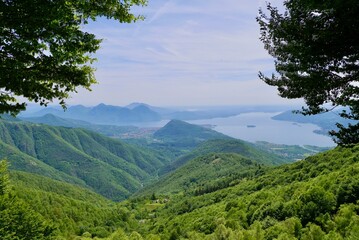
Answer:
xmin=154 ymin=119 xmax=231 ymax=145
xmin=126 ymin=102 xmax=149 ymax=109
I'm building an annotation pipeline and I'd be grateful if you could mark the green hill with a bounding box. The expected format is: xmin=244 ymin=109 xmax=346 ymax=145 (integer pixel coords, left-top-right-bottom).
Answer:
xmin=140 ymin=139 xmax=293 ymax=196
xmin=125 ymin=120 xmax=235 ymax=162
xmin=153 ymin=119 xmax=232 ymax=148
xmin=159 ymin=139 xmax=291 ymax=175
xmin=138 ymin=153 xmax=265 ymax=196
xmin=0 ymin=119 xmax=169 ymax=200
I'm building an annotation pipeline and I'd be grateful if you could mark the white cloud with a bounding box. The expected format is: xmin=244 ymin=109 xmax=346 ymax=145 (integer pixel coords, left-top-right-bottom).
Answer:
xmin=73 ymin=0 xmax=289 ymax=106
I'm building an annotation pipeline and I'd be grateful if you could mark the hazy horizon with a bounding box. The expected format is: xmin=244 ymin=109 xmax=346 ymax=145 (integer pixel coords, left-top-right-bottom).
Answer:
xmin=23 ymin=101 xmax=301 ymax=111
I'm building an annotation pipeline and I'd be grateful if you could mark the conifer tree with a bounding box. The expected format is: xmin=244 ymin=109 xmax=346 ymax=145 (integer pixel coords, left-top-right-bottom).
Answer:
xmin=257 ymin=0 xmax=359 ymax=144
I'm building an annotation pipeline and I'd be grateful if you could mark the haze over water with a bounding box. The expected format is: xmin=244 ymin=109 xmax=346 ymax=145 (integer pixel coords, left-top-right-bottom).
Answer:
xmin=189 ymin=112 xmax=335 ymax=147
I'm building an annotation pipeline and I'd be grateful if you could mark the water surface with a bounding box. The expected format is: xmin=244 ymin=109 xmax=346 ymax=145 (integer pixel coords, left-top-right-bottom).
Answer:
xmin=189 ymin=112 xmax=335 ymax=147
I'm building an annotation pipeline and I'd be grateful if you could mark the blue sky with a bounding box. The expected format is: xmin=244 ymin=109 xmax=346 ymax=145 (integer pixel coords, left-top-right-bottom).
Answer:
xmin=68 ymin=0 xmax=297 ymax=107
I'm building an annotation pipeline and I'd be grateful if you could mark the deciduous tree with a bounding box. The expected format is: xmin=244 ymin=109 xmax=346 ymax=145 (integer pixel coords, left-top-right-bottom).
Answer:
xmin=0 ymin=0 xmax=145 ymax=114
xmin=0 ymin=160 xmax=55 ymax=239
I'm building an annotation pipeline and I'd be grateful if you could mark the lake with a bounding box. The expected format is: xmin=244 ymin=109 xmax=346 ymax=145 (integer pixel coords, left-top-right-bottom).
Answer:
xmin=188 ymin=112 xmax=336 ymax=147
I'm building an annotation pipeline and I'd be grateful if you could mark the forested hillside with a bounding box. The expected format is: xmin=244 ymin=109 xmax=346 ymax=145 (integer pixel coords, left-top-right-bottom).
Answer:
xmin=4 ymin=144 xmax=359 ymax=239
xmin=0 ymin=119 xmax=168 ymax=200
xmin=158 ymin=139 xmax=290 ymax=176
xmin=9 ymin=171 xmax=133 ymax=238
xmin=118 ymin=145 xmax=359 ymax=239
xmin=138 ymin=153 xmax=267 ymax=196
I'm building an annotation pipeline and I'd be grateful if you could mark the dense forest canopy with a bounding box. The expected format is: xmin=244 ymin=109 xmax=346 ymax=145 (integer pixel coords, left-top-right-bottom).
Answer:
xmin=3 ymin=143 xmax=359 ymax=239
xmin=257 ymin=0 xmax=359 ymax=144
xmin=0 ymin=0 xmax=145 ymax=115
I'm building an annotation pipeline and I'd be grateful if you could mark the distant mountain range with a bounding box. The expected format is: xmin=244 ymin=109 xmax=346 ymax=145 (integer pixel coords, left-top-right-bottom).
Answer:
xmin=21 ymin=103 xmax=161 ymax=125
xmin=20 ymin=102 xmax=294 ymax=125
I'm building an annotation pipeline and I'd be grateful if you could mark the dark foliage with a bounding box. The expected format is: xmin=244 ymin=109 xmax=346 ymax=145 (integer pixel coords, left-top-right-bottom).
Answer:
xmin=257 ymin=0 xmax=359 ymax=145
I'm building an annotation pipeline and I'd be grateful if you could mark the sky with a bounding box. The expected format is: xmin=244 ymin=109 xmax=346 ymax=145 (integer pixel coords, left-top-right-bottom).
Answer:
xmin=67 ymin=0 xmax=297 ymax=107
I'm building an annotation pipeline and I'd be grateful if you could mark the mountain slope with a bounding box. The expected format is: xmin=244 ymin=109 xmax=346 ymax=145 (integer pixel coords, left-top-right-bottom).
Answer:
xmin=141 ymin=138 xmax=292 ymax=195
xmin=9 ymin=171 xmax=125 ymax=238
xmin=5 ymin=121 xmax=359 ymax=238
xmin=0 ymin=120 xmax=168 ymax=200
xmin=129 ymin=145 xmax=359 ymax=239
xmin=159 ymin=139 xmax=290 ymax=175
xmin=0 ymin=139 xmax=86 ymax=186
xmin=10 ymin=142 xmax=359 ymax=239
xmin=139 ymin=152 xmax=264 ymax=196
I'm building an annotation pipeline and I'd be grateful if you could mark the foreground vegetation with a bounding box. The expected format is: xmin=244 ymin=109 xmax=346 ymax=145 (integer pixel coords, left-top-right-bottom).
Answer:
xmin=2 ymin=143 xmax=359 ymax=239
xmin=124 ymin=145 xmax=359 ymax=239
